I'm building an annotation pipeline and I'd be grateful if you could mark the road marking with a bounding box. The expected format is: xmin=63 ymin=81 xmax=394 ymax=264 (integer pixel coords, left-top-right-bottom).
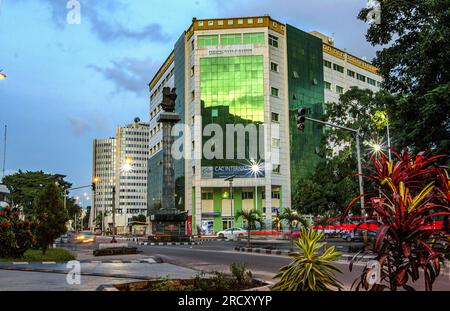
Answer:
xmin=12 ymin=262 xmax=29 ymax=265
xmin=42 ymin=261 xmax=57 ymax=264
xmin=140 ymin=258 xmax=156 ymax=264
xmin=111 ymin=260 xmax=122 ymax=263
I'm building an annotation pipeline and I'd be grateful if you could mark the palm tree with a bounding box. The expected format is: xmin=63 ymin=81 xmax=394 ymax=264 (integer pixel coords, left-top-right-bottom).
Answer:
xmin=235 ymin=208 xmax=264 ymax=247
xmin=278 ymin=208 xmax=309 ymax=251
xmin=272 ymin=228 xmax=343 ymax=291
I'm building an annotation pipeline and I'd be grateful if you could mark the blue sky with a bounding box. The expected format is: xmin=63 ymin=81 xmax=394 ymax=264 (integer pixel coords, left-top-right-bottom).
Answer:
xmin=0 ymin=0 xmax=378 ymax=199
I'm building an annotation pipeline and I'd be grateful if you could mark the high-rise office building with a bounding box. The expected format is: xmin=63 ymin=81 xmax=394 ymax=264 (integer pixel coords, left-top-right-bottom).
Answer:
xmin=147 ymin=16 xmax=382 ymax=234
xmin=92 ymin=118 xmax=150 ymax=234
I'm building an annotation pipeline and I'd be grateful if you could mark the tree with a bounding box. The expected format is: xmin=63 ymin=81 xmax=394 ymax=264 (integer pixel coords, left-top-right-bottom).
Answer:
xmin=278 ymin=208 xmax=308 ymax=251
xmin=33 ymin=183 xmax=68 ymax=254
xmin=272 ymin=228 xmax=343 ymax=291
xmin=2 ymin=171 xmax=71 ymax=215
xmin=359 ymin=1 xmax=450 ymax=154
xmin=235 ymin=209 xmax=264 ymax=247
xmin=131 ymin=214 xmax=147 ymax=223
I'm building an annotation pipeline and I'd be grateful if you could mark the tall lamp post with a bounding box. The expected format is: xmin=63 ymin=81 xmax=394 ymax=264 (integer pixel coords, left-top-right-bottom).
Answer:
xmin=250 ymin=159 xmax=262 ymax=212
xmin=224 ymin=175 xmax=236 ymax=228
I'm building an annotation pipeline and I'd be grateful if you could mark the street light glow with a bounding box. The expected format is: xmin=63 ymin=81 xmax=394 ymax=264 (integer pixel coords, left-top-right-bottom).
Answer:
xmin=122 ymin=163 xmax=132 ymax=172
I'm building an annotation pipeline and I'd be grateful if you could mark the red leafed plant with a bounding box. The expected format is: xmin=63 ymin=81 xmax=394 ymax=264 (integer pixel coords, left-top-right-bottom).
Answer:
xmin=0 ymin=207 xmax=35 ymax=258
xmin=342 ymin=148 xmax=450 ymax=291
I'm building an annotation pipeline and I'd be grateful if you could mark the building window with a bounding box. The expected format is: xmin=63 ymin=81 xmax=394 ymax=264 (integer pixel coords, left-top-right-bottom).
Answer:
xmin=271 ymin=112 xmax=279 ymax=122
xmin=333 ymin=63 xmax=344 ymax=73
xmin=268 ymin=34 xmax=279 ymax=48
xmin=198 ymin=21 xmax=204 ymax=27
xmin=324 ymin=60 xmax=332 ymax=68
xmin=221 ymin=33 xmax=242 ymax=45
xmin=377 ymin=81 xmax=383 ymax=88
xmin=208 ymin=20 xmax=214 ymax=26
xmin=324 ymin=81 xmax=331 ymax=90
xmin=201 ymin=192 xmax=213 ymax=200
xmin=272 ymin=191 xmax=280 ymax=199
xmin=272 ymin=165 xmax=280 ymax=174
xmin=367 ymin=77 xmax=377 ymax=86
xmin=242 ymin=191 xmax=254 ymax=200
xmin=243 ymin=32 xmax=265 ymax=44
xmin=356 ymin=73 xmax=366 ymax=82
xmin=247 ymin=18 xmax=254 ymax=24
xmin=191 ymin=90 xmax=195 ymax=101
xmin=191 ymin=40 xmax=195 ymax=51
xmin=237 ymin=19 xmax=243 ymax=25
xmin=270 ymin=62 xmax=279 ymax=72
xmin=272 ymin=138 xmax=280 ymax=148
xmin=292 ymin=71 xmax=300 ymax=79
xmin=257 ymin=18 xmax=264 ymax=24
xmin=217 ymin=20 xmax=224 ymax=26
xmin=198 ymin=35 xmax=219 ymax=47
xmin=347 ymin=69 xmax=355 ymax=78
xmin=271 ymin=87 xmax=279 ymax=97
xmin=227 ymin=19 xmax=233 ymax=25
xmin=336 ymin=85 xmax=344 ymax=94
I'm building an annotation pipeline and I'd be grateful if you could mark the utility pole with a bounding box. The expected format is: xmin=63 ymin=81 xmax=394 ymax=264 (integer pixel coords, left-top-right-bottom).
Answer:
xmin=224 ymin=175 xmax=235 ymax=228
xmin=2 ymin=125 xmax=6 ymax=180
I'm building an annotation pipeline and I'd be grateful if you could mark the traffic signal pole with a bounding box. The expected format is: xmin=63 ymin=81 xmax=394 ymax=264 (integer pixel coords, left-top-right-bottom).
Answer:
xmin=298 ymin=114 xmax=365 ymax=215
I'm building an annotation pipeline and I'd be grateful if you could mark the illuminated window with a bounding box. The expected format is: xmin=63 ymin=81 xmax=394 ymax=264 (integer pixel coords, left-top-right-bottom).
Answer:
xmin=227 ymin=20 xmax=233 ymax=25
xmin=198 ymin=35 xmax=219 ymax=47
xmin=221 ymin=33 xmax=242 ymax=45
xmin=243 ymin=32 xmax=264 ymax=44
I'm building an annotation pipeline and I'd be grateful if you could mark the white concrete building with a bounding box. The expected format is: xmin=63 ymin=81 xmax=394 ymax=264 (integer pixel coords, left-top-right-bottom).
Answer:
xmin=92 ymin=118 xmax=149 ymax=234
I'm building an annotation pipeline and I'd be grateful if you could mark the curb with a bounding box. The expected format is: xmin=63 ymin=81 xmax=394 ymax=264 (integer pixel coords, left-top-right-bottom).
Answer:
xmin=234 ymin=247 xmax=287 ymax=256
xmin=137 ymin=241 xmax=202 ymax=246
xmin=0 ymin=257 xmax=163 ymax=266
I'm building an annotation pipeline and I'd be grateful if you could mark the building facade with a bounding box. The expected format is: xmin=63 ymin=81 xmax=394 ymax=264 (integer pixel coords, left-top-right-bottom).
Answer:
xmin=92 ymin=119 xmax=150 ymax=234
xmin=148 ymin=16 xmax=382 ymax=234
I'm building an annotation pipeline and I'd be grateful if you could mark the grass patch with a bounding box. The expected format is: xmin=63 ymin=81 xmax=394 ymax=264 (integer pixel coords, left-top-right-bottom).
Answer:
xmin=0 ymin=248 xmax=76 ymax=262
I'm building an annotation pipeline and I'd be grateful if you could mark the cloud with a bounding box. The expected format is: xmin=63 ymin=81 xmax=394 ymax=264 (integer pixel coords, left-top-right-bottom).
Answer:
xmin=68 ymin=116 xmax=110 ymax=136
xmin=16 ymin=0 xmax=170 ymax=43
xmin=88 ymin=57 xmax=159 ymax=97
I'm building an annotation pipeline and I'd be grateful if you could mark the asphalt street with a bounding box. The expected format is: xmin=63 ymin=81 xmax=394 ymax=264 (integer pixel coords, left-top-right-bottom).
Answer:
xmin=136 ymin=240 xmax=450 ymax=290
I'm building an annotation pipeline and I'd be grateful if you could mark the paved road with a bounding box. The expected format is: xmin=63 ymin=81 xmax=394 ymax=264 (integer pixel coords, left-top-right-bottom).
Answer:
xmin=137 ymin=241 xmax=450 ymax=290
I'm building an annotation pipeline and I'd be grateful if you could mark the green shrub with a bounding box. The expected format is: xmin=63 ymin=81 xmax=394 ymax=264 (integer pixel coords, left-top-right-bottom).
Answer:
xmin=272 ymin=228 xmax=343 ymax=291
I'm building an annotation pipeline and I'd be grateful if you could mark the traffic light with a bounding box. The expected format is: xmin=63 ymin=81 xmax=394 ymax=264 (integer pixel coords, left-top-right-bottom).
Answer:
xmin=91 ymin=182 xmax=96 ymax=192
xmin=296 ymin=108 xmax=306 ymax=131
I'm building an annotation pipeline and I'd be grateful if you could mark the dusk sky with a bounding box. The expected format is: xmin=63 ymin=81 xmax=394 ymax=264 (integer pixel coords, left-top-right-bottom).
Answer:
xmin=0 ymin=0 xmax=378 ymax=199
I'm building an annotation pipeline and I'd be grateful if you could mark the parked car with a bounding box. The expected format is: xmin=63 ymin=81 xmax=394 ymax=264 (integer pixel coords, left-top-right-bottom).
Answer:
xmin=216 ymin=227 xmax=246 ymax=239
xmin=55 ymin=233 xmax=69 ymax=244
xmin=342 ymin=229 xmax=377 ymax=242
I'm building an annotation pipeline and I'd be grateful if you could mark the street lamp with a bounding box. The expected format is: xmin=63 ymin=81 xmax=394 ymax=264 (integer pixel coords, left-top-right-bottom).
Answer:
xmin=249 ymin=159 xmax=262 ymax=212
xmin=0 ymin=70 xmax=7 ymax=80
